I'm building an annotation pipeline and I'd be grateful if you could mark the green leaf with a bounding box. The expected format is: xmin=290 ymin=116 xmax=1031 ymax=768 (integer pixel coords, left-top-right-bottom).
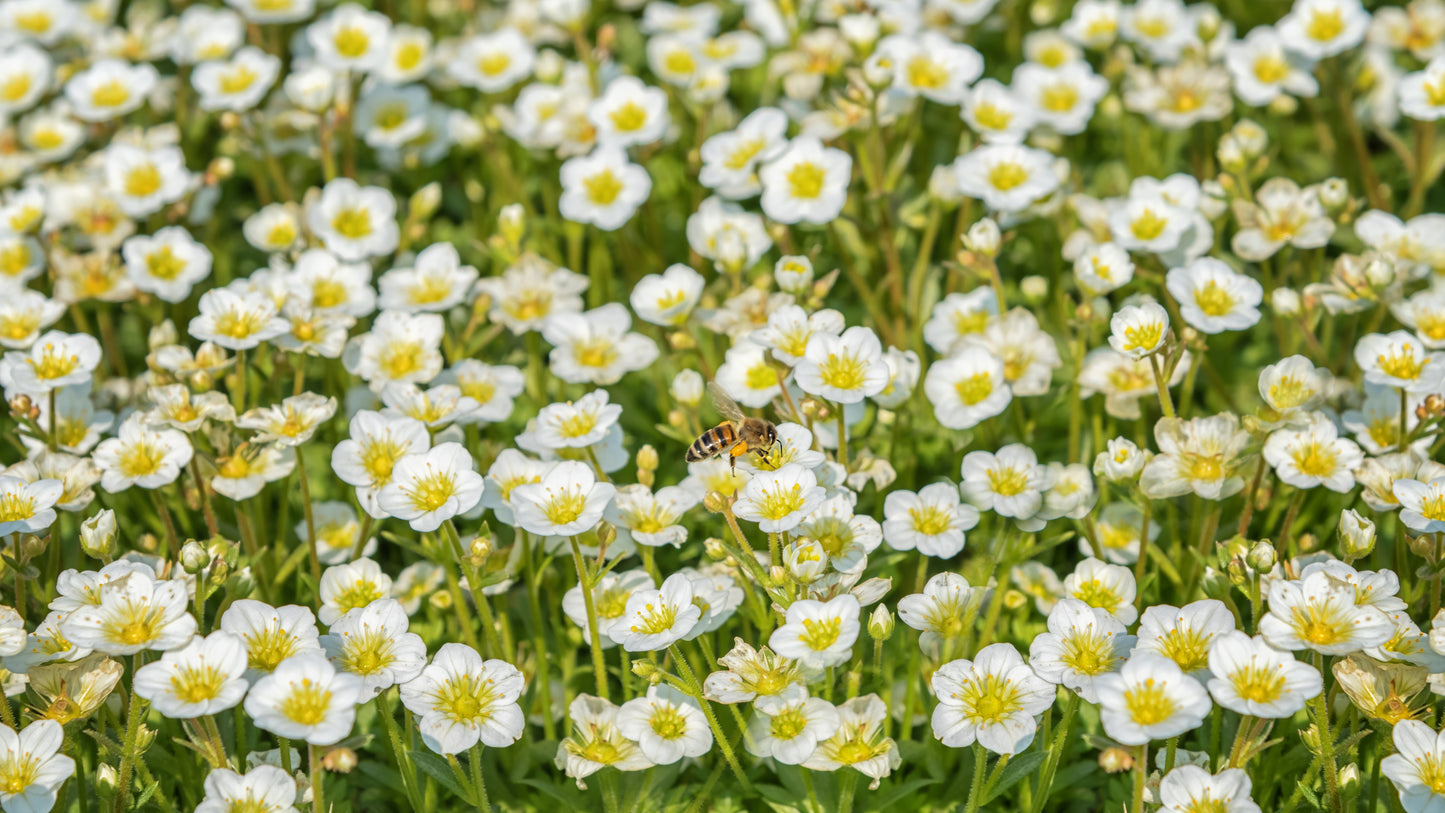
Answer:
xmin=134 ymin=780 xmax=160 ymax=810
xmin=1298 ymin=780 xmax=1323 ymax=810
xmin=983 ymin=748 xmax=1047 ymax=804
xmin=407 ymin=749 xmax=470 ymax=802
xmin=864 ymin=778 xmax=940 ymax=812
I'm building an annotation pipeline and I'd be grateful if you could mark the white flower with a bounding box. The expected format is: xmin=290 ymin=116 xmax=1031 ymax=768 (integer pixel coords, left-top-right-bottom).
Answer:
xmin=399 ymin=643 xmax=526 ymax=754
xmin=0 ymin=720 xmax=74 ymax=813
xmin=732 ymin=463 xmax=826 ymax=533
xmin=612 ymin=484 xmax=699 ymax=549
xmin=1384 ymin=719 xmax=1445 ymax=813
xmin=878 ymin=31 xmax=983 ymax=104
xmin=1260 ymin=570 xmax=1394 ymax=655
xmin=1095 ymin=652 xmax=1212 ymax=745
xmin=923 ymin=289 xmax=999 ymax=356
xmin=750 ymin=306 xmax=844 ymax=368
xmin=104 ymin=144 xmax=190 ymax=218
xmin=287 ymin=248 xmax=377 ymax=318
xmin=354 ymin=85 xmax=431 ymax=150
xmin=1140 ymin=415 xmax=1252 ymax=500
xmin=630 ymin=264 xmax=705 ymax=327
xmin=1263 ymin=412 xmax=1365 ymax=492
xmin=1064 ymin=0 xmax=1123 ymax=48
xmin=559 ymin=146 xmax=652 ymax=231
xmin=433 ymin=361 xmax=525 ymax=424
xmin=1402 ymin=57 xmax=1445 ymax=121
xmin=377 ymin=243 xmax=479 ymax=313
xmin=511 ymin=460 xmax=617 ymax=538
xmin=1355 ymin=331 xmax=1445 ymax=393
xmin=1226 ymin=27 xmax=1319 ymax=107
xmin=960 ymin=444 xmax=1053 ymax=526
xmin=961 ymin=79 xmax=1037 ymax=144
xmin=953 ymin=144 xmax=1061 ymax=212
xmin=616 ymin=685 xmax=713 ymax=764
xmin=447 ymin=28 xmax=535 ymax=93
xmin=882 ymin=482 xmax=980 ymax=558
xmin=219 ymin=600 xmax=322 ymax=681
xmin=62 ymin=571 xmax=196 ymax=656
xmin=931 ymin=643 xmax=1054 ymax=754
xmin=307 ymin=179 xmax=399 ymax=261
xmin=1014 ymin=62 xmax=1109 ymax=135
xmin=758 ymin=136 xmax=853 ymax=225
xmin=243 ymin=652 xmax=366 ymax=745
xmin=1134 ymin=599 xmax=1236 ymax=680
xmin=192 ymin=46 xmax=280 ymax=112
xmin=0 ymin=475 xmax=61 ymax=536
xmin=343 ymin=311 xmax=444 ymax=390
xmin=589 ymin=75 xmax=670 ymax=147
xmin=924 ymin=348 xmax=1012 ymax=430
xmin=64 ymin=59 xmax=157 ymax=121
xmin=1158 ymin=765 xmax=1262 ymax=813
xmin=769 ymin=594 xmax=861 ymax=669
xmin=542 ymin=303 xmax=659 ymax=385
xmin=121 ymin=227 xmax=213 ymax=303
xmin=1 ymin=330 xmax=100 ymax=394
xmin=746 ymin=686 xmax=840 ymax=765
xmin=795 ymin=326 xmax=888 ymax=404
xmin=195 ymin=766 xmax=298 ymax=813
xmin=897 ymin=573 xmax=983 ymax=655
xmin=1166 ymin=258 xmax=1263 ymax=334
xmin=714 ymin=342 xmax=783 ymax=408
xmin=1258 ymin=355 xmax=1329 ymax=414
xmin=1205 ymin=630 xmax=1321 ymax=718
xmin=1064 ymin=557 xmax=1140 ymax=625
xmin=0 ymin=289 xmax=66 ymax=350
xmin=1393 ymin=478 xmax=1445 ymax=533
xmin=320 ymin=598 xmax=426 ymax=697
xmin=188 ymin=288 xmax=288 ymax=351
xmin=1109 ymin=302 xmax=1170 ymax=358
xmin=556 ymin=695 xmax=654 ymax=787
xmin=306 ymin=2 xmax=391 ymax=72
xmin=1029 ymin=598 xmax=1135 ymax=702
xmin=331 ymin=411 xmax=430 ymax=517
xmin=133 ymin=631 xmax=250 ymax=718
xmin=614 ymin=574 xmax=701 ymax=652
xmin=318 ymin=559 xmax=393 ymax=627
xmin=1074 ymin=242 xmax=1136 ymax=296
xmin=1278 ymin=0 xmax=1370 ymax=59
xmin=1231 ymin=178 xmax=1335 ymax=261
xmin=376 ymin=443 xmax=484 ymax=533
xmin=699 ymin=107 xmax=789 ymax=198
xmin=802 ymin=694 xmax=899 ymax=788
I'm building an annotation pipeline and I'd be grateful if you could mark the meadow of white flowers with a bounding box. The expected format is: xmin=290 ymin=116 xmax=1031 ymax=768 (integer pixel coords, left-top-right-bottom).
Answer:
xmin=1 ymin=0 xmax=1445 ymax=810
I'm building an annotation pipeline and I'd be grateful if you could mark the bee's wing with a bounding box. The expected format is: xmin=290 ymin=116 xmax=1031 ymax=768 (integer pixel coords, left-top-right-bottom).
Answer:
xmin=708 ymin=381 xmax=746 ymax=423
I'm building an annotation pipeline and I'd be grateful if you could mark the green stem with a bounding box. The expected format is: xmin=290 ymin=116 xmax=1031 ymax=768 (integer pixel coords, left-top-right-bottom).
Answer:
xmin=1313 ymin=652 xmax=1342 ymax=813
xmin=296 ymin=450 xmax=321 ymax=587
xmin=1132 ymin=742 xmax=1147 ymax=813
xmin=1031 ymin=693 xmax=1080 ymax=813
xmin=963 ymin=743 xmax=988 ymax=813
xmin=469 ymin=746 xmax=492 ymax=813
xmin=670 ymin=644 xmax=752 ymax=792
xmin=1149 ymin=354 xmax=1175 ymax=418
xmin=112 ymin=654 xmax=149 ymax=813
xmin=571 ymin=536 xmax=609 ymax=700
xmin=377 ymin=694 xmax=424 ymax=811
xmin=310 ymin=743 xmax=326 ymax=813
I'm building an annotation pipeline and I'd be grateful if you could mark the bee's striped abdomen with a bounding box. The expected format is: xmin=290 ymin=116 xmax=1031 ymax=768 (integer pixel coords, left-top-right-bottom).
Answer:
xmin=686 ymin=424 xmax=737 ymax=461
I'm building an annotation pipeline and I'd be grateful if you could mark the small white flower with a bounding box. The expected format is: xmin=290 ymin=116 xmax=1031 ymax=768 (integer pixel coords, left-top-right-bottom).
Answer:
xmin=882 ymin=482 xmax=980 ymax=558
xmin=1 ymin=330 xmax=100 ymax=394
xmin=559 ymin=146 xmax=652 ymax=231
xmin=195 ymin=765 xmax=298 ymax=813
xmin=1095 ymin=652 xmax=1212 ymax=745
xmin=1394 ymin=477 xmax=1445 ymax=533
xmin=1064 ymin=557 xmax=1140 ymax=625
xmin=320 ymin=598 xmax=426 ymax=697
xmin=1206 ymin=630 xmax=1322 ymax=719
xmin=1029 ymin=598 xmax=1135 ymax=702
xmin=0 ymin=720 xmax=74 ymax=813
xmin=1109 ymin=302 xmax=1170 ymax=358
xmin=317 ymin=559 xmax=393 ymax=627
xmin=447 ymin=28 xmax=535 ymax=93
xmin=616 ymin=685 xmax=713 ymax=764
xmin=732 ymin=463 xmax=826 ymax=533
xmin=614 ymin=573 xmax=702 ymax=652
xmin=511 ymin=460 xmax=617 ymax=538
xmin=307 ymin=178 xmax=399 ymax=262
xmin=1157 ymin=765 xmax=1263 ymax=813
xmin=795 ymin=326 xmax=888 ymax=404
xmin=1135 ymin=599 xmax=1236 ymax=680
xmin=62 ymin=571 xmax=196 ymax=656
xmin=219 ymin=600 xmax=322 ymax=681
xmin=192 ymin=46 xmax=281 ymax=112
xmin=64 ymin=59 xmax=157 ymax=121
xmin=630 ymin=264 xmax=705 ymax=327
xmin=133 ymin=631 xmax=250 ymax=719
xmin=399 ymin=643 xmax=526 ymax=754
xmin=376 ymin=443 xmax=484 ymax=533
xmin=960 ymin=444 xmax=1054 ymax=526
xmin=953 ymin=144 xmax=1061 ymax=212
xmin=0 ymin=475 xmax=61 ymax=536
xmin=758 ymin=136 xmax=853 ymax=225
xmin=924 ymin=348 xmax=1012 ymax=430
xmin=1355 ymin=331 xmax=1445 ymax=393
xmin=746 ymin=686 xmax=840 ymax=765
xmin=769 ymin=594 xmax=861 ymax=669
xmin=1166 ymin=258 xmax=1264 ymax=334
xmin=1264 ymin=412 xmax=1365 ymax=492
xmin=1278 ymin=0 xmax=1370 ymax=59
xmin=1260 ymin=570 xmax=1395 ymax=655
xmin=243 ymin=652 xmax=366 ymax=745
xmin=931 ymin=643 xmax=1054 ymax=754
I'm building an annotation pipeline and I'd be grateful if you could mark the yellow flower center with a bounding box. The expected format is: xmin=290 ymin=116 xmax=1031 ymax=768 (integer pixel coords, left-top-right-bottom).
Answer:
xmin=1122 ymin=322 xmax=1165 ymax=353
xmin=987 ymin=466 xmax=1030 ymax=497
xmin=279 ymin=678 xmax=332 ymax=726
xmin=170 ymin=664 xmax=227 ymax=703
xmin=118 ymin=440 xmax=166 ymax=478
xmin=219 ymin=64 xmax=258 ymax=94
xmin=1130 ymin=208 xmax=1168 ymax=241
xmin=1156 ymin=628 xmax=1213 ymax=674
xmin=331 ymin=207 xmax=373 ymax=240
xmin=407 ymin=471 xmax=456 ymax=512
xmin=786 ymin=161 xmax=826 ymax=199
xmin=124 ymin=164 xmax=162 ymax=198
xmin=1061 ymin=631 xmax=1117 ymax=676
xmin=1229 ymin=664 xmax=1285 ymax=703
xmin=1073 ymin=579 xmax=1122 ymax=614
xmin=145 ymin=246 xmax=187 ymax=281
xmin=770 ymin=707 xmax=809 ymax=739
xmin=27 ymin=343 xmax=80 ymax=380
xmin=477 ymin=53 xmax=510 ymax=76
xmin=0 ymin=241 xmax=30 ymax=276
xmin=0 ymin=492 xmax=35 ymax=523
xmin=724 ymin=138 xmax=766 ymax=170
xmin=953 ymin=674 xmax=1023 ymax=724
xmin=629 ymin=599 xmax=680 ymax=635
xmin=1291 ymin=441 xmax=1338 ymax=477
xmin=333 ymin=581 xmax=386 ymax=615
xmin=90 ymin=79 xmax=130 ymax=109
xmin=1267 ymin=376 xmax=1314 ymax=409
xmin=244 ymin=627 xmax=299 ymax=673
xmin=1193 ymin=281 xmax=1235 ymax=317
xmin=609 ymin=100 xmax=648 ymax=133
xmin=1292 ymin=604 xmax=1349 ymax=646
xmin=756 ymin=482 xmax=807 ymax=520
xmin=1306 ymin=8 xmax=1345 ymax=41
xmin=1376 ymin=346 xmax=1427 ymax=380
xmin=542 ymin=489 xmax=588 ymax=525
xmin=334 ymin=26 xmax=371 ymax=59
xmin=988 ymin=161 xmax=1029 ymax=191
xmin=906 ymin=55 xmax=948 ymax=89
xmin=973 ymin=101 xmax=1013 ymax=131
xmin=1253 ymin=54 xmax=1289 ymax=84
xmin=818 ymin=351 xmax=867 ymax=391
xmin=394 ymin=41 xmax=425 ymax=71
xmin=377 ymin=340 xmax=423 ymax=379
xmin=573 ymin=337 xmax=618 ymax=369
xmin=1041 ymin=83 xmax=1078 ymax=112
xmin=1123 ymin=679 xmax=1176 ymax=725
xmin=798 ymin=615 xmax=843 ymax=651
xmin=584 ymin=170 xmax=623 ymax=205
xmin=1 ymin=73 xmax=31 ymax=102
xmin=954 ymin=372 xmax=995 ymax=405
xmin=648 ymin=706 xmax=689 ymax=739
xmin=212 ymin=307 xmax=267 ymax=340
xmin=340 ymin=630 xmax=393 ymax=675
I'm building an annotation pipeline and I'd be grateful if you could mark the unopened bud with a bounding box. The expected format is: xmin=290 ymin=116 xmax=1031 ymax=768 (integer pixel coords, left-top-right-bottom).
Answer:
xmin=409 ymin=183 xmax=442 ymax=222
xmin=703 ymin=537 xmax=727 ymax=561
xmin=767 ymin=565 xmax=787 ymax=587
xmin=430 ymin=590 xmax=453 ymax=610
xmin=637 ymin=445 xmax=659 ymax=472
xmin=632 ymin=659 xmax=658 ymax=679
xmin=1020 ymin=275 xmax=1048 ymax=304
xmin=322 ymin=747 xmax=358 ymax=773
xmin=1003 ymin=589 xmax=1028 ymax=610
xmin=670 ymin=370 xmax=704 ymax=407
xmin=180 ymin=541 xmax=210 ymax=574
xmin=1297 ymin=532 xmax=1319 ymax=553
xmin=1339 ymin=764 xmax=1360 ymax=799
xmin=95 ymin=764 xmax=118 ymax=799
xmin=1271 ymin=287 xmax=1302 ymax=317
xmin=1246 ymin=540 xmax=1277 ymax=572
xmin=868 ymin=605 xmax=894 ymax=641
xmin=1319 ymin=177 xmax=1350 ymax=211
xmin=595 ymin=522 xmax=616 ymax=550
xmin=81 ymin=510 xmax=118 ymax=560
xmin=1339 ymin=509 xmax=1375 ymax=561
xmin=469 ymin=536 xmax=491 ymax=563
xmin=774 ymin=255 xmax=814 ymax=294
xmin=226 ymin=566 xmax=255 ymax=598
xmin=965 ymin=218 xmax=1001 ymax=257
xmin=703 ymin=492 xmax=729 ymax=514
xmin=148 ymin=320 xmax=178 ymax=350
xmin=1099 ymin=746 xmax=1134 ymax=773
xmin=1200 ymin=567 xmax=1228 ymax=599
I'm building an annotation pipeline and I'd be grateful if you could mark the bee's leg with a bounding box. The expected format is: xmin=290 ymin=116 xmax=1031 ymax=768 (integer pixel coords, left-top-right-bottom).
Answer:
xmin=756 ymin=447 xmax=771 ymax=465
xmin=729 ymin=453 xmax=737 ymax=474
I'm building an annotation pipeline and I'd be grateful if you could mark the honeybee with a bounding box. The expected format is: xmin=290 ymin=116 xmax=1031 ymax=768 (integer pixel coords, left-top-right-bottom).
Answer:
xmin=686 ymin=383 xmax=779 ymax=472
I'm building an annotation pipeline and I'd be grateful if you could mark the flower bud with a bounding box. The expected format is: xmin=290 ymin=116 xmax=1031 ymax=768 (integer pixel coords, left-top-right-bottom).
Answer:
xmin=632 ymin=659 xmax=658 ymax=679
xmin=774 ymin=255 xmax=814 ymax=294
xmin=595 ymin=522 xmax=617 ymax=550
xmin=1230 ymin=119 xmax=1268 ymax=157
xmin=1093 ymin=437 xmax=1147 ymax=482
xmin=1339 ymin=509 xmax=1375 ymax=561
xmin=498 ymin=203 xmax=526 ymax=249
xmin=469 ymin=536 xmax=491 ymax=563
xmin=1099 ymin=746 xmax=1134 ymax=773
xmin=1339 ymin=764 xmax=1360 ymax=799
xmin=965 ymin=218 xmax=1001 ymax=257
xmin=1271 ymin=287 xmax=1302 ymax=317
xmin=868 ymin=604 xmax=894 ymax=641
xmin=408 ymin=183 xmax=442 ymax=222
xmin=148 ymin=320 xmax=178 ymax=351
xmin=928 ymin=165 xmax=963 ymax=205
xmin=703 ymin=537 xmax=727 ymax=561
xmin=323 ymin=747 xmax=358 ymax=773
xmin=1020 ymin=275 xmax=1049 ymax=304
xmin=703 ymin=491 xmax=729 ymax=514
xmin=180 ymin=540 xmax=211 ymax=575
xmin=81 ymin=510 xmax=117 ymax=561
xmin=1200 ymin=567 xmax=1228 ymax=599
xmin=96 ymin=764 xmax=118 ymax=799
xmin=1246 ymin=540 xmax=1277 ymax=572
xmin=670 ymin=370 xmax=704 ymax=408
xmin=1318 ymin=177 xmax=1350 ymax=211
xmin=861 ymin=52 xmax=895 ymax=89
xmin=838 ymin=13 xmax=880 ymax=51
xmin=1216 ymin=135 xmax=1246 ymax=174
xmin=430 ymin=590 xmax=453 ymax=610
xmin=767 ymin=565 xmax=788 ymax=587
xmin=785 ymin=539 xmax=827 ymax=584
xmin=226 ymin=566 xmax=255 ymax=598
